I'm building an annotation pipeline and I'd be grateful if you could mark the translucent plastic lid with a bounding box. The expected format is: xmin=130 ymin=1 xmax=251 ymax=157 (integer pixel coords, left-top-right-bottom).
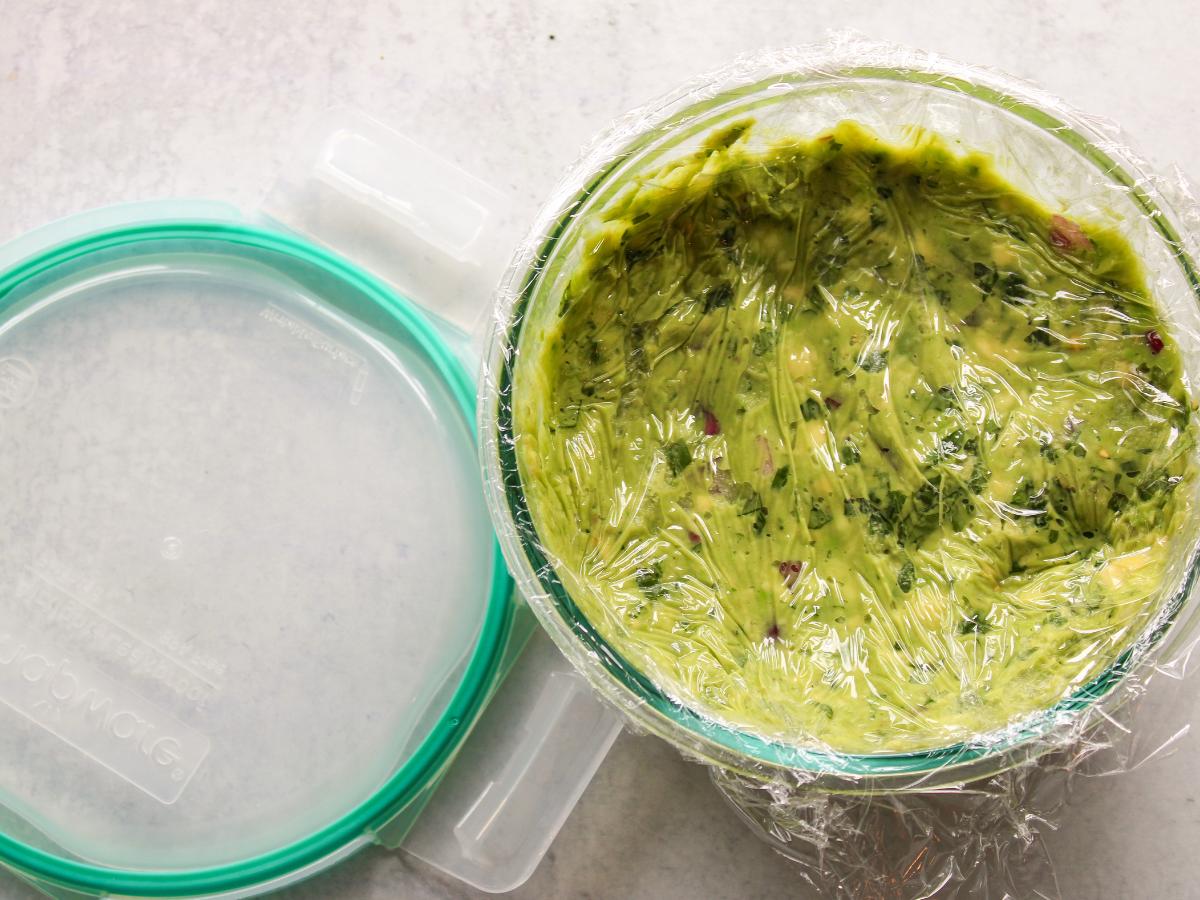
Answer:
xmin=0 ymin=213 xmax=513 ymax=894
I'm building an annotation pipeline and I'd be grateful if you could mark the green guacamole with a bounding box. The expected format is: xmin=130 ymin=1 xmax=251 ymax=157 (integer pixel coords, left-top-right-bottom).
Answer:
xmin=515 ymin=121 xmax=1197 ymax=753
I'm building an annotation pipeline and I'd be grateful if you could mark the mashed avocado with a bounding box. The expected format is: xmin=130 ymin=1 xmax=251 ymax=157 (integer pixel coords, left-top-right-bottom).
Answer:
xmin=515 ymin=121 xmax=1197 ymax=753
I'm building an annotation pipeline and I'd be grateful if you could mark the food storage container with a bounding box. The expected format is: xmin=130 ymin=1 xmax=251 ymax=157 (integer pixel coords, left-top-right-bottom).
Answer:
xmin=0 ymin=110 xmax=621 ymax=898
xmin=481 ymin=39 xmax=1200 ymax=895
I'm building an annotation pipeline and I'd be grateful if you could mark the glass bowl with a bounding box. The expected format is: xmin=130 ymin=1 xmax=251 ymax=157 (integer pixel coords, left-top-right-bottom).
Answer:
xmin=481 ymin=45 xmax=1200 ymax=793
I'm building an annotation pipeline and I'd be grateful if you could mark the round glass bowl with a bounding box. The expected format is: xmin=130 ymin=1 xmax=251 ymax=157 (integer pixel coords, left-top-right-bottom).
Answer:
xmin=481 ymin=51 xmax=1200 ymax=791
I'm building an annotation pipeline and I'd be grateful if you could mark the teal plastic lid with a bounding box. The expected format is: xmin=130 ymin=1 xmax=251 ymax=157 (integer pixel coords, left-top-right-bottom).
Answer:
xmin=0 ymin=217 xmax=512 ymax=896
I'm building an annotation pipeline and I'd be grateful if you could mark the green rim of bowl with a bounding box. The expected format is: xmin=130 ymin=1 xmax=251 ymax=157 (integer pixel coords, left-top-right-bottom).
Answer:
xmin=495 ymin=66 xmax=1200 ymax=778
xmin=0 ymin=220 xmax=514 ymax=896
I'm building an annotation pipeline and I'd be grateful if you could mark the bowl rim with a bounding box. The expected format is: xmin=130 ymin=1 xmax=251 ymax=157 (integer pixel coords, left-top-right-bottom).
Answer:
xmin=484 ymin=56 xmax=1200 ymax=780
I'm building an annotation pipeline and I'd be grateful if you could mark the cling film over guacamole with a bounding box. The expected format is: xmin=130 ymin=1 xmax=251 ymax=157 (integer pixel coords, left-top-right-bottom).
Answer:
xmin=514 ymin=120 xmax=1197 ymax=754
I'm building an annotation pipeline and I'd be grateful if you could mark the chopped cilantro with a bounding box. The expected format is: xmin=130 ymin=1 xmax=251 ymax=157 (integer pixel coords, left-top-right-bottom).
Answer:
xmin=634 ymin=563 xmax=662 ymax=590
xmin=959 ymin=611 xmax=991 ymax=634
xmin=752 ymin=330 xmax=776 ymax=356
xmin=663 ymin=441 xmax=692 ymax=476
xmin=808 ymin=501 xmax=833 ymax=530
xmin=931 ymin=386 xmax=958 ymax=411
xmin=735 ymin=486 xmax=766 ymax=535
xmin=969 ymin=463 xmax=991 ymax=494
xmin=704 ymin=282 xmax=734 ymax=312
xmin=973 ymin=262 xmax=998 ymax=294
xmin=771 ymin=465 xmax=791 ymax=490
xmin=844 ymin=497 xmax=870 ymax=517
xmin=1001 ymin=271 xmax=1029 ymax=300
xmin=859 ymin=350 xmax=888 ymax=373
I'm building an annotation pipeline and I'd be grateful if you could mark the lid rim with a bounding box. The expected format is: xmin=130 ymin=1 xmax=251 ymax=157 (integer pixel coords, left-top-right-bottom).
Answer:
xmin=0 ymin=219 xmax=515 ymax=896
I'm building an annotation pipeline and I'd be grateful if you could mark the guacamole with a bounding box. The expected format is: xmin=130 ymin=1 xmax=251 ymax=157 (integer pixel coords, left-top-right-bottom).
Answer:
xmin=514 ymin=121 xmax=1196 ymax=753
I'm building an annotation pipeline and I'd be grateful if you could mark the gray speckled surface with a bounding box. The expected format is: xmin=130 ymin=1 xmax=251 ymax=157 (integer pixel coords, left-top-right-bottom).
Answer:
xmin=2 ymin=1 xmax=1200 ymax=897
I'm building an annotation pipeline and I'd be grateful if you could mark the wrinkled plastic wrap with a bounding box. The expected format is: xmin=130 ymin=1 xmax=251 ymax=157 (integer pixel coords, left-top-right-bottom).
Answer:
xmin=480 ymin=36 xmax=1200 ymax=898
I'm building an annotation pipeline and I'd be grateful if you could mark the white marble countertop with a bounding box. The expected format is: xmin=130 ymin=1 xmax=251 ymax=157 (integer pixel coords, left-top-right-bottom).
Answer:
xmin=2 ymin=1 xmax=1200 ymax=897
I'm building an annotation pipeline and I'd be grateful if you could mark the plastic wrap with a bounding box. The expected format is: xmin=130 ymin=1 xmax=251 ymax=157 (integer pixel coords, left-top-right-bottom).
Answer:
xmin=481 ymin=35 xmax=1200 ymax=898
